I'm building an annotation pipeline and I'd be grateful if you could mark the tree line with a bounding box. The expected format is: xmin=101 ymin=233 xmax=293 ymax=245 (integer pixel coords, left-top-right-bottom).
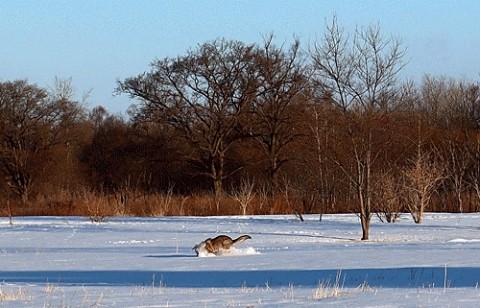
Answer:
xmin=1 ymin=19 xmax=480 ymax=239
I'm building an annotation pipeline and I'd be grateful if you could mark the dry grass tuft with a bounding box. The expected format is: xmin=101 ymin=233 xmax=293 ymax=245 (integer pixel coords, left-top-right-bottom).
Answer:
xmin=0 ymin=287 xmax=31 ymax=302
xmin=312 ymin=270 xmax=345 ymax=300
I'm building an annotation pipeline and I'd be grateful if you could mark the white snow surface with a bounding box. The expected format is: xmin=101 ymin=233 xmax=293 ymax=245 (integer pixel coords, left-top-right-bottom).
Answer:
xmin=1 ymin=213 xmax=480 ymax=307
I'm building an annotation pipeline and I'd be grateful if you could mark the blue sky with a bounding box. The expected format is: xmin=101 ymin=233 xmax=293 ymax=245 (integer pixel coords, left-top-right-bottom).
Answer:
xmin=1 ymin=0 xmax=480 ymax=114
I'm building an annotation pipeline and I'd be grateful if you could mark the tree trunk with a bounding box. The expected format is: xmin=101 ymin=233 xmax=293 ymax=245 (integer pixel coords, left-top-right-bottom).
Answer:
xmin=211 ymin=153 xmax=225 ymax=214
xmin=212 ymin=177 xmax=223 ymax=214
xmin=416 ymin=212 xmax=423 ymax=224
xmin=357 ymin=185 xmax=371 ymax=241
xmin=359 ymin=198 xmax=371 ymax=240
xmin=456 ymin=191 xmax=463 ymax=213
xmin=417 ymin=197 xmax=427 ymax=224
xmin=361 ymin=215 xmax=370 ymax=241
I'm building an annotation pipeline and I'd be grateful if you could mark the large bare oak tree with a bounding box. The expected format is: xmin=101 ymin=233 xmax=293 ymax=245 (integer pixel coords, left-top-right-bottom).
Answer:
xmin=118 ymin=39 xmax=259 ymax=211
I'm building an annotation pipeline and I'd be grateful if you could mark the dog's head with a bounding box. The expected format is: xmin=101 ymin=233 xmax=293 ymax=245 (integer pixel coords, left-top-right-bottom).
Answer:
xmin=192 ymin=241 xmax=205 ymax=256
xmin=194 ymin=240 xmax=214 ymax=256
xmin=193 ymin=240 xmax=217 ymax=257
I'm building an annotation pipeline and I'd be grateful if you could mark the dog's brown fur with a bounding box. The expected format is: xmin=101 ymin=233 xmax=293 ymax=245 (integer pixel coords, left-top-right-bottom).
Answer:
xmin=194 ymin=235 xmax=251 ymax=256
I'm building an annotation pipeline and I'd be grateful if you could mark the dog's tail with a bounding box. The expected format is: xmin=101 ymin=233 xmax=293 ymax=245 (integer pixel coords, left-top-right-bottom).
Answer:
xmin=232 ymin=235 xmax=251 ymax=244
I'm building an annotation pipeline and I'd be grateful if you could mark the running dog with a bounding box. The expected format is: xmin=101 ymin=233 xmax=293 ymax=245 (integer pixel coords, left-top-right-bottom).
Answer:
xmin=193 ymin=235 xmax=251 ymax=256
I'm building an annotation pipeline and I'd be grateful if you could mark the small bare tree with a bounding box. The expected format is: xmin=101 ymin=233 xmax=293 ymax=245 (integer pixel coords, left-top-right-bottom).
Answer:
xmin=282 ymin=180 xmax=304 ymax=222
xmin=443 ymin=139 xmax=470 ymax=213
xmin=281 ymin=178 xmax=319 ymax=222
xmin=230 ymin=179 xmax=255 ymax=216
xmin=257 ymin=183 xmax=271 ymax=213
xmin=375 ymin=173 xmax=402 ymax=223
xmin=402 ymin=148 xmax=444 ymax=223
xmin=81 ymin=189 xmax=111 ymax=223
xmin=467 ymin=163 xmax=480 ymax=212
xmin=144 ymin=185 xmax=174 ymax=217
xmin=1 ymin=199 xmax=14 ymax=225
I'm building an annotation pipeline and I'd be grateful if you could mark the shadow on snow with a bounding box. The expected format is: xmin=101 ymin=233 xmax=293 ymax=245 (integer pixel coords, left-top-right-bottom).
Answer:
xmin=1 ymin=267 xmax=479 ymax=288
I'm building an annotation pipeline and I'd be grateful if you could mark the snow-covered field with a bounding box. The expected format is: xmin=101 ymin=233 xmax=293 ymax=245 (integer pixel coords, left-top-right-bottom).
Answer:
xmin=1 ymin=213 xmax=480 ymax=307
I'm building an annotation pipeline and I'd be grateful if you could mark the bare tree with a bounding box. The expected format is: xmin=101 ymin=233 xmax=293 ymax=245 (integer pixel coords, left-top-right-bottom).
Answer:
xmin=402 ymin=147 xmax=444 ymax=223
xmin=305 ymin=100 xmax=338 ymax=220
xmin=230 ymin=178 xmax=255 ymax=216
xmin=0 ymin=81 xmax=46 ymax=201
xmin=375 ymin=172 xmax=402 ymax=223
xmin=256 ymin=183 xmax=271 ymax=213
xmin=281 ymin=175 xmax=320 ymax=222
xmin=0 ymin=79 xmax=86 ymax=202
xmin=465 ymin=137 xmax=480 ymax=211
xmin=251 ymin=35 xmax=309 ymax=194
xmin=310 ymin=16 xmax=406 ymax=240
xmin=282 ymin=179 xmax=305 ymax=222
xmin=118 ymin=39 xmax=259 ymax=212
xmin=442 ymin=139 xmax=470 ymax=213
